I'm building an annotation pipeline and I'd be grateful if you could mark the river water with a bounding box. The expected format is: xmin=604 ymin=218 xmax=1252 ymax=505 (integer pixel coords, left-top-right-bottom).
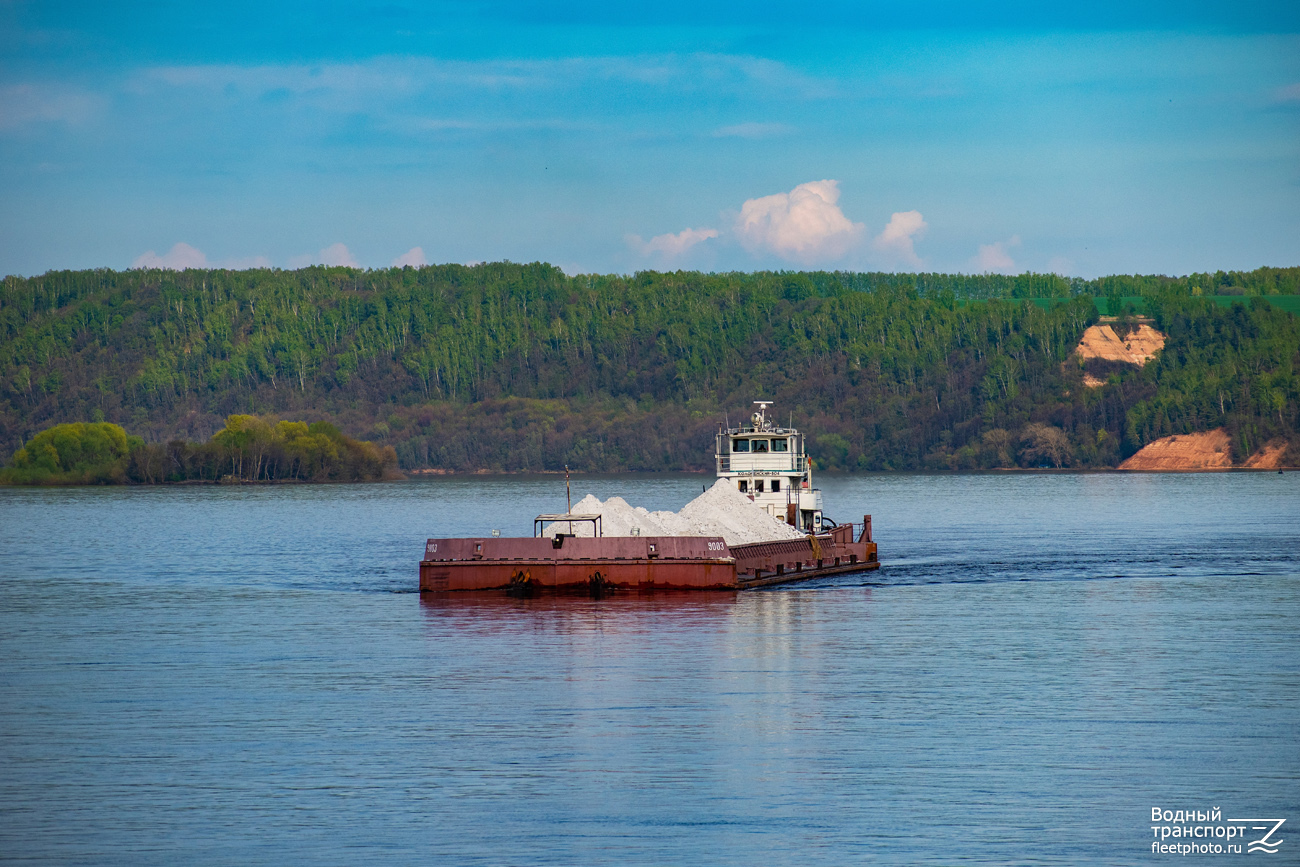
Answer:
xmin=1 ymin=473 xmax=1297 ymax=865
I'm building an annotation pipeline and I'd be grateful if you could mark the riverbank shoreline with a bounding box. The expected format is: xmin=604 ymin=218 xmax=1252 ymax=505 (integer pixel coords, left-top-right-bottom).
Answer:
xmin=6 ymin=465 xmax=1295 ymax=488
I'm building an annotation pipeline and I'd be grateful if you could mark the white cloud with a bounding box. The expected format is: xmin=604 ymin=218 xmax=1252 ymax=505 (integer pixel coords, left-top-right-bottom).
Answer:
xmin=628 ymin=227 xmax=719 ymax=259
xmin=871 ymin=210 xmax=928 ymax=267
xmin=131 ymin=242 xmax=209 ymax=270
xmin=971 ymin=235 xmax=1022 ymax=273
xmin=633 ymin=183 xmax=931 ymax=270
xmin=392 ymin=246 xmax=427 ymax=267
xmin=134 ymin=54 xmax=830 ymax=113
xmin=133 ymin=246 xmax=277 ymax=270
xmin=734 ymin=180 xmax=864 ymax=264
xmin=0 ymin=83 xmax=101 ymax=131
xmin=318 ymin=242 xmax=358 ymax=267
xmin=712 ymin=122 xmax=794 ymax=139
xmin=289 ymin=242 xmax=359 ymax=269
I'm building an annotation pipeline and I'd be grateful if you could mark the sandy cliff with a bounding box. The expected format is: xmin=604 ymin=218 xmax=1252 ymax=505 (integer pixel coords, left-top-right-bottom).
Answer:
xmin=1076 ymin=323 xmax=1166 ymax=367
xmin=1241 ymin=441 xmax=1291 ymax=469
xmin=1119 ymin=430 xmax=1233 ymax=470
xmin=1119 ymin=429 xmax=1292 ymax=470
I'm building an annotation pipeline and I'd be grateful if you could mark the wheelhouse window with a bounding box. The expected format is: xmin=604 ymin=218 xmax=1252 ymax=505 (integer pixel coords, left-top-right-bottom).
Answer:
xmin=771 ymin=480 xmax=781 ymax=492
xmin=733 ymin=439 xmax=750 ymax=453
xmin=755 ymin=480 xmax=765 ymax=493
xmin=738 ymin=480 xmax=748 ymax=492
xmin=752 ymin=439 xmax=769 ymax=453
xmin=772 ymin=439 xmax=789 ymax=452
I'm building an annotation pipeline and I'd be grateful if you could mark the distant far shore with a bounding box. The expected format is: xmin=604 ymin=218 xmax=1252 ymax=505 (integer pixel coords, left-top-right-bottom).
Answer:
xmin=399 ymin=465 xmax=1293 ymax=477
xmin=4 ymin=265 xmax=1297 ymax=478
xmin=5 ymin=466 xmax=1292 ymax=488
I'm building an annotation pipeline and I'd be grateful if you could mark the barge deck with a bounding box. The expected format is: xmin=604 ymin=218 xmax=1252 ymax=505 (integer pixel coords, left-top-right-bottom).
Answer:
xmin=420 ymin=517 xmax=879 ymax=594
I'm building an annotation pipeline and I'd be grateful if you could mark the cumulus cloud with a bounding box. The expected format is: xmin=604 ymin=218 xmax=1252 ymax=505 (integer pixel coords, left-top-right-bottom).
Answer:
xmin=734 ymin=180 xmax=864 ymax=264
xmin=871 ymin=211 xmax=928 ymax=267
xmin=132 ymin=242 xmax=209 ymax=270
xmin=289 ymin=242 xmax=359 ymax=269
xmin=628 ymin=227 xmax=719 ymax=259
xmin=632 ymin=181 xmax=930 ymax=270
xmin=318 ymin=242 xmax=358 ymax=267
xmin=392 ymin=246 xmax=427 ymax=267
xmin=971 ymin=235 xmax=1022 ymax=273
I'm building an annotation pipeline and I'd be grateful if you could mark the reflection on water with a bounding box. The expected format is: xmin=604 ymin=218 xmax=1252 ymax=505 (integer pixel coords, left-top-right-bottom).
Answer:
xmin=1 ymin=473 xmax=1297 ymax=865
xmin=418 ymin=589 xmax=740 ymax=619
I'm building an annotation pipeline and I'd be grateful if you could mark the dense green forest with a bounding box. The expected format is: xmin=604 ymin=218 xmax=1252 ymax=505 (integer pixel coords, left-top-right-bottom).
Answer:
xmin=2 ymin=263 xmax=1297 ymax=473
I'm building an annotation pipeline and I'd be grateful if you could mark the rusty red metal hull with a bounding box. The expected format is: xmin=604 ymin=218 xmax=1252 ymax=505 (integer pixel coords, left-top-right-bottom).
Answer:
xmin=420 ymin=518 xmax=879 ymax=594
xmin=731 ymin=522 xmax=879 ymax=588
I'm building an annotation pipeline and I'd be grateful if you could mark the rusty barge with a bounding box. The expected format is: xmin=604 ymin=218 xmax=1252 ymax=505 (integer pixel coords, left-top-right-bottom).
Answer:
xmin=419 ymin=401 xmax=880 ymax=594
xmin=420 ymin=518 xmax=877 ymax=593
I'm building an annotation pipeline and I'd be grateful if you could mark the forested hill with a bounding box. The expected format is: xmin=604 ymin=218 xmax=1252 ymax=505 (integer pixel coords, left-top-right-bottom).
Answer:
xmin=2 ymin=264 xmax=1298 ymax=472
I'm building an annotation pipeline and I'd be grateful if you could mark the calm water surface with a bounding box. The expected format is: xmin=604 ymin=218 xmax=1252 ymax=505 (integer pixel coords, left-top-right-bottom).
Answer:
xmin=2 ymin=473 xmax=1298 ymax=865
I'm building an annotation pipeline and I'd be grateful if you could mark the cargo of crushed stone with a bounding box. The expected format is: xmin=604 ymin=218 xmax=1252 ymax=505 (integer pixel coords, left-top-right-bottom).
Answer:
xmin=543 ymin=478 xmax=806 ymax=546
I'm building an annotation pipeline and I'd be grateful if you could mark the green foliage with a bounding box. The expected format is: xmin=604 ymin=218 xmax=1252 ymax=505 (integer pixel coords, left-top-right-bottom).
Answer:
xmin=126 ymin=414 xmax=397 ymax=483
xmin=4 ymin=415 xmax=396 ymax=485
xmin=829 ymin=267 xmax=1300 ymax=300
xmin=0 ymin=264 xmax=1297 ymax=472
xmin=2 ymin=421 xmax=131 ymax=483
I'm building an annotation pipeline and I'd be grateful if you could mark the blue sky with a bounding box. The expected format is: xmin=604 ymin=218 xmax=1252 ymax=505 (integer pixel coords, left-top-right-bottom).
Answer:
xmin=1 ymin=2 xmax=1297 ymax=278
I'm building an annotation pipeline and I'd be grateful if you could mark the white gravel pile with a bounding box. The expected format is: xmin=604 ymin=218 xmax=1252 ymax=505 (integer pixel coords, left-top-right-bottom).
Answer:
xmin=677 ymin=479 xmax=806 ymax=544
xmin=544 ymin=479 xmax=806 ymax=546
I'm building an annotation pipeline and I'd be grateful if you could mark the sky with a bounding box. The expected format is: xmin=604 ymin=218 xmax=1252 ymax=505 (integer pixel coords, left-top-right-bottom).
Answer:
xmin=1 ymin=1 xmax=1298 ymax=278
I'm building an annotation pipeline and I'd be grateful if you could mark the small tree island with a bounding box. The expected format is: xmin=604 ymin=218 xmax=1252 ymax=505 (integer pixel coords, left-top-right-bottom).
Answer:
xmin=1 ymin=416 xmax=398 ymax=485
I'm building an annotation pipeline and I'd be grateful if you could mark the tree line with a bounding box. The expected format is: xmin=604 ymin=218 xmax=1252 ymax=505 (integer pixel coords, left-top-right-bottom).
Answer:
xmin=1 ymin=263 xmax=1296 ymax=472
xmin=2 ymin=416 xmax=397 ymax=484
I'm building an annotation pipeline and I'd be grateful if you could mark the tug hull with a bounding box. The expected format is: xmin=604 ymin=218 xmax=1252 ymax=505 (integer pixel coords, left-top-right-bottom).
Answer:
xmin=419 ymin=519 xmax=879 ymax=593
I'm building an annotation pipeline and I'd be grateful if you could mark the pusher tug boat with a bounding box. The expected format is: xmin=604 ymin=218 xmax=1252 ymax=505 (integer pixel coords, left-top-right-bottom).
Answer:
xmin=419 ymin=402 xmax=879 ymax=594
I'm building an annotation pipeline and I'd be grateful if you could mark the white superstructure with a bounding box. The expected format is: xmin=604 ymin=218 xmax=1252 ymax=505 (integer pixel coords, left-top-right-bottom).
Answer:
xmin=714 ymin=401 xmax=825 ymax=532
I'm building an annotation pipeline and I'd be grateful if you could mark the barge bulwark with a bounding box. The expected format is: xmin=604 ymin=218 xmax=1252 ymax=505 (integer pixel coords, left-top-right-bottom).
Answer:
xmin=420 ymin=516 xmax=879 ymax=593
